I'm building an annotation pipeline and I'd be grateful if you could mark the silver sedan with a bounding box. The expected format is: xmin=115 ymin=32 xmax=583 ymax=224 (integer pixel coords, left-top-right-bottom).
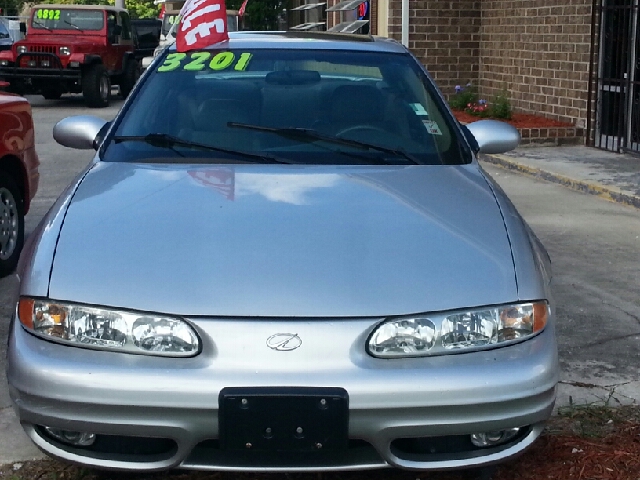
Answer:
xmin=7 ymin=31 xmax=557 ymax=474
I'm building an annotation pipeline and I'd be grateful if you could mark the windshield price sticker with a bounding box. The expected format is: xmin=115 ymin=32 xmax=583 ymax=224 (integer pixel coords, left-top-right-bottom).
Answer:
xmin=36 ymin=9 xmax=61 ymax=20
xmin=422 ymin=120 xmax=442 ymax=135
xmin=158 ymin=52 xmax=253 ymax=73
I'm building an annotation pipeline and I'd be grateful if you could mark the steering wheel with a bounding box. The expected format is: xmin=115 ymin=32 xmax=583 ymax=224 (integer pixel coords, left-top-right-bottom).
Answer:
xmin=335 ymin=125 xmax=389 ymax=138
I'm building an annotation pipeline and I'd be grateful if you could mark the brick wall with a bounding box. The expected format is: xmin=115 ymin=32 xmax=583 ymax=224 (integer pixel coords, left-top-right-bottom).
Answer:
xmin=386 ymin=1 xmax=595 ymax=129
xmin=387 ymin=0 xmax=482 ymax=96
xmin=480 ymin=0 xmax=594 ymax=128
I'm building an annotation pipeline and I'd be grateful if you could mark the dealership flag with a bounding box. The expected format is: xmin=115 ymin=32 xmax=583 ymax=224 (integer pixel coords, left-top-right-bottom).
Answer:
xmin=238 ymin=0 xmax=249 ymax=17
xmin=177 ymin=0 xmax=229 ymax=52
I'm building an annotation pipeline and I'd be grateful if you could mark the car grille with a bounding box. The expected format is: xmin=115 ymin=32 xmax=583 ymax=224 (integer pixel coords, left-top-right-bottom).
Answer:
xmin=183 ymin=439 xmax=386 ymax=470
xmin=27 ymin=45 xmax=57 ymax=54
xmin=18 ymin=46 xmax=61 ymax=68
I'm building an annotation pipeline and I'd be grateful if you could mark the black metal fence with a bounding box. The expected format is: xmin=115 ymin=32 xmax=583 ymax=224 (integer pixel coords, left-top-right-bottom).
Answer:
xmin=593 ymin=0 xmax=640 ymax=153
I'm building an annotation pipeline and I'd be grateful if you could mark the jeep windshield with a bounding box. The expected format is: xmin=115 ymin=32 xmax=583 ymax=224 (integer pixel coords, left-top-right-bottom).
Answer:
xmin=0 ymin=23 xmax=10 ymax=39
xmin=104 ymin=47 xmax=471 ymax=166
xmin=31 ymin=8 xmax=104 ymax=31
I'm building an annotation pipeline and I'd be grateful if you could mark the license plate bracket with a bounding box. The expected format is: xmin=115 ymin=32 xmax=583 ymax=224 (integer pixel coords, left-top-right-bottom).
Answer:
xmin=219 ymin=387 xmax=349 ymax=452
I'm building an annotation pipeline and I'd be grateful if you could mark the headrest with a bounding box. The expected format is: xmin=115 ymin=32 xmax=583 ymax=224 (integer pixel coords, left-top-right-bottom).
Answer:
xmin=330 ymin=85 xmax=384 ymax=123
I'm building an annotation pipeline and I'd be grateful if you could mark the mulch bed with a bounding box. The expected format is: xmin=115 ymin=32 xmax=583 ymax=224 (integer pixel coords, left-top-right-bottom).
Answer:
xmin=451 ymin=110 xmax=575 ymax=129
xmin=2 ymin=406 xmax=639 ymax=480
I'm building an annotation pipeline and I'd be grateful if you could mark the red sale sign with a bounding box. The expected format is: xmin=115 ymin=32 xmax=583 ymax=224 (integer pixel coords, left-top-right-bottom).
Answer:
xmin=177 ymin=0 xmax=229 ymax=52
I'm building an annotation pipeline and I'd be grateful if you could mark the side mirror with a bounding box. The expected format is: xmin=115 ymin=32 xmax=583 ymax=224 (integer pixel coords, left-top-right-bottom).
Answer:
xmin=53 ymin=116 xmax=108 ymax=150
xmin=114 ymin=24 xmax=123 ymax=36
xmin=19 ymin=22 xmax=26 ymax=34
xmin=464 ymin=120 xmax=520 ymax=154
xmin=94 ymin=121 xmax=112 ymax=149
xmin=141 ymin=56 xmax=153 ymax=70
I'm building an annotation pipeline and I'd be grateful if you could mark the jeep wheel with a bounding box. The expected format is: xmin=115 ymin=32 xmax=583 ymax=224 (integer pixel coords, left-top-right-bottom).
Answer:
xmin=0 ymin=172 xmax=24 ymax=277
xmin=119 ymin=59 xmax=139 ymax=98
xmin=42 ymin=87 xmax=62 ymax=100
xmin=83 ymin=64 xmax=111 ymax=108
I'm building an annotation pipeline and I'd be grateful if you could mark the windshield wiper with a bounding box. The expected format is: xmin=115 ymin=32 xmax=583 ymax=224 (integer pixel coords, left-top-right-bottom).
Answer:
xmin=64 ymin=20 xmax=84 ymax=31
xmin=228 ymin=122 xmax=421 ymax=165
xmin=32 ymin=20 xmax=52 ymax=31
xmin=113 ymin=133 xmax=291 ymax=164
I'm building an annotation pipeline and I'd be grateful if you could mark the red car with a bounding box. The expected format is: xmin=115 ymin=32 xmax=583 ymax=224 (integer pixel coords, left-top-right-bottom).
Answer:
xmin=0 ymin=85 xmax=39 ymax=276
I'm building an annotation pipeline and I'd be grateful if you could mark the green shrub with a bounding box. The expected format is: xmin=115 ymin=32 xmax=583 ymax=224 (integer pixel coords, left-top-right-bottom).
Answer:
xmin=490 ymin=91 xmax=512 ymax=119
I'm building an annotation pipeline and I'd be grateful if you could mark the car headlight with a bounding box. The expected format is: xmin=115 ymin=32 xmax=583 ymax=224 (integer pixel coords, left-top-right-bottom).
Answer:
xmin=18 ymin=298 xmax=200 ymax=357
xmin=59 ymin=46 xmax=71 ymax=56
xmin=17 ymin=45 xmax=27 ymax=55
xmin=367 ymin=302 xmax=549 ymax=358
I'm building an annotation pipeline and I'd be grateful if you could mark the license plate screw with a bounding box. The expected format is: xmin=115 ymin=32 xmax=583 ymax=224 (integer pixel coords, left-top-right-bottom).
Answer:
xmin=245 ymin=442 xmax=252 ymax=449
xmin=315 ymin=443 xmax=323 ymax=449
xmin=320 ymin=399 xmax=326 ymax=405
xmin=241 ymin=398 xmax=248 ymax=405
xmin=296 ymin=427 xmax=303 ymax=434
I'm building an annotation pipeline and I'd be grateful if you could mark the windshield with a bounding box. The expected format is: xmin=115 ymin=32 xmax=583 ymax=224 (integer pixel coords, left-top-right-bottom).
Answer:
xmin=106 ymin=47 xmax=469 ymax=165
xmin=161 ymin=14 xmax=178 ymax=37
xmin=31 ymin=8 xmax=104 ymax=31
xmin=0 ymin=23 xmax=9 ymax=39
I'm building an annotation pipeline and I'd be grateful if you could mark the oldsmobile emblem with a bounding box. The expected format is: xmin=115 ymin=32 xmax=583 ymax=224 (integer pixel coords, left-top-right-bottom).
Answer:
xmin=266 ymin=333 xmax=302 ymax=351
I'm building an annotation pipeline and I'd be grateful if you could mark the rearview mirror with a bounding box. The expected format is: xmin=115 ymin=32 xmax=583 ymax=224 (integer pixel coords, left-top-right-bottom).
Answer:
xmin=265 ymin=70 xmax=321 ymax=86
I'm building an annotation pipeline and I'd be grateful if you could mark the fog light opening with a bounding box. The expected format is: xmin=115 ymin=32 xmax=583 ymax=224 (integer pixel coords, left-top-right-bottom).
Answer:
xmin=42 ymin=426 xmax=96 ymax=447
xmin=470 ymin=428 xmax=520 ymax=448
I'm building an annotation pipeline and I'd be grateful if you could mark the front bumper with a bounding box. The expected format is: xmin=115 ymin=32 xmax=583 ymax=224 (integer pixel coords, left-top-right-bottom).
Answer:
xmin=0 ymin=52 xmax=80 ymax=81
xmin=8 ymin=316 xmax=558 ymax=472
xmin=0 ymin=66 xmax=80 ymax=80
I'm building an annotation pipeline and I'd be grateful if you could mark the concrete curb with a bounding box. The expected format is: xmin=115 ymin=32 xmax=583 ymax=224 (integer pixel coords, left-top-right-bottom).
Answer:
xmin=482 ymin=153 xmax=640 ymax=210
xmin=0 ymin=407 xmax=45 ymax=466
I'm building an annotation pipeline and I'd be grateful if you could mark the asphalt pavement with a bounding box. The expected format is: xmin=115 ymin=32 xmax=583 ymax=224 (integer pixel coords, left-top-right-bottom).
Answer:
xmin=1 ymin=124 xmax=639 ymax=466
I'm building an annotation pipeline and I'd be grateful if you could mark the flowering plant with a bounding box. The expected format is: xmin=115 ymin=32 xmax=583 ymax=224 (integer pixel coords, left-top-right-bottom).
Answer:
xmin=449 ymin=82 xmax=477 ymax=110
xmin=465 ymin=98 xmax=490 ymax=117
xmin=451 ymin=86 xmax=513 ymax=120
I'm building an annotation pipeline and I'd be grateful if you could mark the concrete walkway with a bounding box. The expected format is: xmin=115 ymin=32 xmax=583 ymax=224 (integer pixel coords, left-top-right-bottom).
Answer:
xmin=481 ymin=146 xmax=640 ymax=209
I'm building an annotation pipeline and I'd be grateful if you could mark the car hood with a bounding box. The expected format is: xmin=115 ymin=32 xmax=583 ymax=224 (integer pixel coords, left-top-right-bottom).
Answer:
xmin=20 ymin=33 xmax=103 ymax=45
xmin=48 ymin=163 xmax=517 ymax=317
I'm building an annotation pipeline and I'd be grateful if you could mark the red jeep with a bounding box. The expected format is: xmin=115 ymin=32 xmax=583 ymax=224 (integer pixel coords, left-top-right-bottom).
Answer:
xmin=0 ymin=4 xmax=139 ymax=107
